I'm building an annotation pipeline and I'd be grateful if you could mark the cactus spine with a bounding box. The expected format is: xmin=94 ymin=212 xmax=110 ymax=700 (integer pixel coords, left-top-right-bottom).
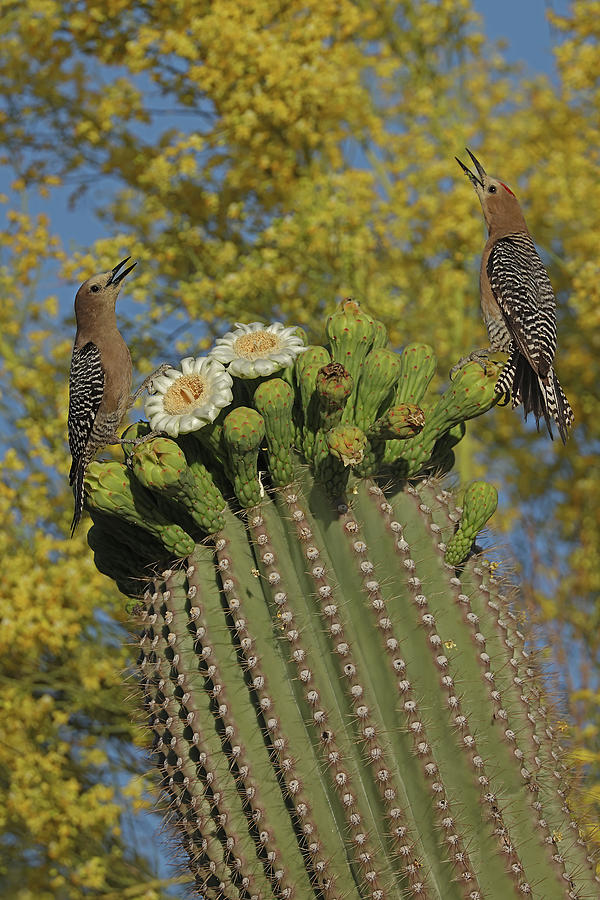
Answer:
xmin=86 ymin=300 xmax=597 ymax=899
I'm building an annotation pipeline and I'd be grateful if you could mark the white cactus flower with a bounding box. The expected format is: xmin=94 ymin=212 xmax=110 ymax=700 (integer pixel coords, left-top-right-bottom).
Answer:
xmin=144 ymin=357 xmax=233 ymax=436
xmin=208 ymin=322 xmax=306 ymax=378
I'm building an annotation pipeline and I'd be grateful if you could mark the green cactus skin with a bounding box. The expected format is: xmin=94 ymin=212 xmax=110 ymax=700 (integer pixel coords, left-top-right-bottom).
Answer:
xmin=444 ymin=481 xmax=499 ymax=566
xmin=86 ymin=299 xmax=598 ymax=900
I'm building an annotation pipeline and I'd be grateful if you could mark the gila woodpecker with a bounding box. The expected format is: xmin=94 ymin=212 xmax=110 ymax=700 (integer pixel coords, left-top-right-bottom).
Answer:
xmin=454 ymin=148 xmax=574 ymax=443
xmin=68 ymin=257 xmax=164 ymax=535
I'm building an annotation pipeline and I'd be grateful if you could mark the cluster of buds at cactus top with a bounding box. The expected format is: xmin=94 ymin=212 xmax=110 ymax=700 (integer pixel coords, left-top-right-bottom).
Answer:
xmin=84 ymin=300 xmax=597 ymax=900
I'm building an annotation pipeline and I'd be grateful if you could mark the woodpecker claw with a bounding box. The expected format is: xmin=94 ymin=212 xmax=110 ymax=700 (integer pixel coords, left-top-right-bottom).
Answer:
xmin=449 ymin=349 xmax=491 ymax=381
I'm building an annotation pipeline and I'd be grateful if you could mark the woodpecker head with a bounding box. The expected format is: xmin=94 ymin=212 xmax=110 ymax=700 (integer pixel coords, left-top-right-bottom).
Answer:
xmin=456 ymin=149 xmax=526 ymax=235
xmin=74 ymin=257 xmax=137 ymax=318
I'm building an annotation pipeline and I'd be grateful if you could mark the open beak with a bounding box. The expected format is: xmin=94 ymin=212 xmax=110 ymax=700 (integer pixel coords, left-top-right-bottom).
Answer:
xmin=106 ymin=256 xmax=137 ymax=286
xmin=455 ymin=147 xmax=486 ymax=189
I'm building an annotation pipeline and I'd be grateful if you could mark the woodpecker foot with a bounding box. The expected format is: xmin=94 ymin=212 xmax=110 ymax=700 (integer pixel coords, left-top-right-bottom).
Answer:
xmin=122 ymin=430 xmax=165 ymax=468
xmin=449 ymin=349 xmax=490 ymax=381
xmin=119 ymin=430 xmax=163 ymax=446
xmin=129 ymin=364 xmax=172 ymax=405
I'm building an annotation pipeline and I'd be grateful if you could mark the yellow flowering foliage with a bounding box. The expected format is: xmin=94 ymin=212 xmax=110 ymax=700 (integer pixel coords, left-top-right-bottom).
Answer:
xmin=1 ymin=0 xmax=600 ymax=885
xmin=0 ymin=209 xmax=180 ymax=895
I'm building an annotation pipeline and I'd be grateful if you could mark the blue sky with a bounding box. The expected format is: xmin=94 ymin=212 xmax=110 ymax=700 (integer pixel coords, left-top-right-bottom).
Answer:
xmin=474 ymin=0 xmax=568 ymax=74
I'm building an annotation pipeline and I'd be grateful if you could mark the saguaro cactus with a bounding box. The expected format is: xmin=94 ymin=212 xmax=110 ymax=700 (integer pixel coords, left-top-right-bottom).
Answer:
xmin=85 ymin=300 xmax=597 ymax=899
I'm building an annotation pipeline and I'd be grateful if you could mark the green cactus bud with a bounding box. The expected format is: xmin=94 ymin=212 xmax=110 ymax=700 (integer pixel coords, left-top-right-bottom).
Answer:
xmin=367 ymin=403 xmax=425 ymax=440
xmin=352 ymin=348 xmax=402 ymax=431
xmin=326 ymin=424 xmax=367 ymax=467
xmin=354 ymin=404 xmax=425 ymax=477
xmin=445 ymin=480 xmax=499 ymax=566
xmin=315 ymin=362 xmax=353 ymax=431
xmin=85 ymin=460 xmax=195 ymax=557
xmin=295 ymin=345 xmax=332 ymax=459
xmin=326 ymin=298 xmax=377 ymax=382
xmin=132 ymin=436 xmax=187 ymax=493
xmin=313 ymin=423 xmax=367 ymax=496
xmin=221 ymin=407 xmax=265 ymax=507
xmin=395 ymin=343 xmax=437 ymax=405
xmin=254 ymin=378 xmax=296 ymax=488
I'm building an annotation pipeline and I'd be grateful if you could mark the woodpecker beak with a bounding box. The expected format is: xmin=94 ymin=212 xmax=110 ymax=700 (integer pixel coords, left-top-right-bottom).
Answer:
xmin=455 ymin=148 xmax=486 ymax=189
xmin=107 ymin=256 xmax=137 ymax=286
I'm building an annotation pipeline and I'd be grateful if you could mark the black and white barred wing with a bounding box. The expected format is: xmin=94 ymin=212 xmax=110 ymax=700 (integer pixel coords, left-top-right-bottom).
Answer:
xmin=68 ymin=341 xmax=105 ymax=484
xmin=487 ymin=234 xmax=557 ymax=379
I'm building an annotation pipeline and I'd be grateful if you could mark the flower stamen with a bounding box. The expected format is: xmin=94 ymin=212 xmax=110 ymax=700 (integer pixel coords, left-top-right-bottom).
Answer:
xmin=164 ymin=374 xmax=207 ymax=413
xmin=234 ymin=333 xmax=279 ymax=358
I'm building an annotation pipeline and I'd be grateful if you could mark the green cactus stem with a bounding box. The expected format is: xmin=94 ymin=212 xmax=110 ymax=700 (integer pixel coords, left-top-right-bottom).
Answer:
xmin=444 ymin=481 xmax=499 ymax=566
xmin=295 ymin=345 xmax=332 ymax=459
xmin=352 ymin=348 xmax=402 ymax=432
xmin=221 ymin=406 xmax=265 ymax=508
xmin=84 ymin=298 xmax=598 ymax=900
xmin=395 ymin=343 xmax=437 ymax=406
xmin=254 ymin=378 xmax=296 ymax=488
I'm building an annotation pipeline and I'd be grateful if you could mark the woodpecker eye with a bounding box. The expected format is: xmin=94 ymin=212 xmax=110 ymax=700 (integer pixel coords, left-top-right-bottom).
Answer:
xmin=488 ymin=185 xmax=497 ymax=194
xmin=90 ymin=284 xmax=101 ymax=293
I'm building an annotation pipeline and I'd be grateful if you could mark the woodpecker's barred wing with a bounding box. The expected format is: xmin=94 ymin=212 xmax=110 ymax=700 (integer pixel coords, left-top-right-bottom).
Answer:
xmin=68 ymin=341 xmax=105 ymax=484
xmin=487 ymin=234 xmax=557 ymax=379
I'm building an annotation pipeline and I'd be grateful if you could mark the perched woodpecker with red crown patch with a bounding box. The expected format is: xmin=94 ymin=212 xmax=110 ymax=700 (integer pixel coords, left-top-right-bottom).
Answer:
xmin=68 ymin=257 xmax=166 ymax=535
xmin=454 ymin=148 xmax=573 ymax=443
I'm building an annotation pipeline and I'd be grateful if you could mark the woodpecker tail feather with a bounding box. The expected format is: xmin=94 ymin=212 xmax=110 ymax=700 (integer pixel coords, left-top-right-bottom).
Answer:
xmin=495 ymin=353 xmax=573 ymax=443
xmin=543 ymin=369 xmax=574 ymax=445
xmin=70 ymin=460 xmax=86 ymax=536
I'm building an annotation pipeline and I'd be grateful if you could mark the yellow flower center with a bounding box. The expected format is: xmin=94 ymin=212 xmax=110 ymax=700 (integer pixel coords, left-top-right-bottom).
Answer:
xmin=163 ymin=374 xmax=207 ymax=414
xmin=233 ymin=331 xmax=279 ymax=359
